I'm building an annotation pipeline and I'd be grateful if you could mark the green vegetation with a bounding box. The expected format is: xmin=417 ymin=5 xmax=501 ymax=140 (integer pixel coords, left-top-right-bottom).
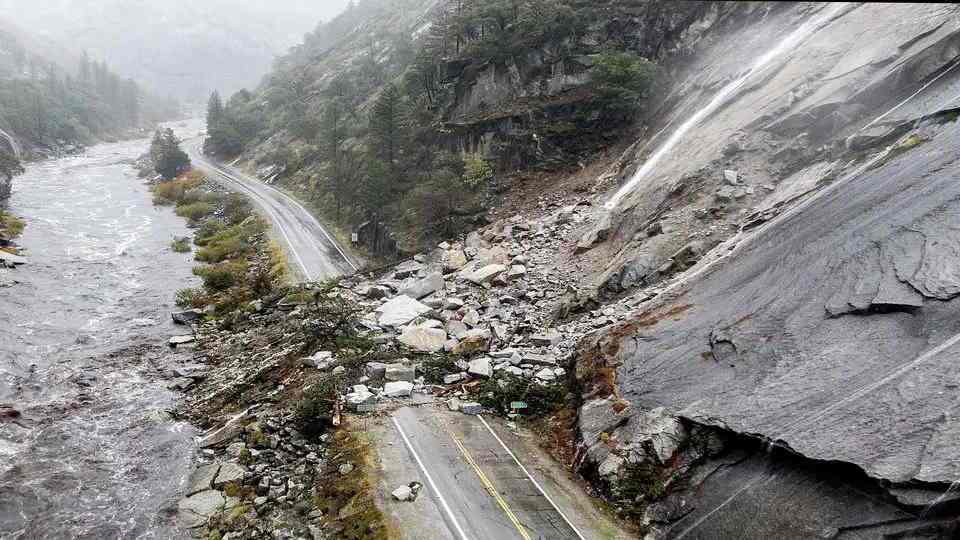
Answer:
xmin=478 ymin=374 xmax=567 ymax=417
xmin=200 ymin=0 xmax=657 ymax=254
xmin=170 ymin=236 xmax=191 ymax=253
xmin=294 ymin=377 xmax=339 ymax=440
xmin=591 ymin=51 xmax=658 ymax=119
xmin=152 ymin=168 xmax=284 ymax=315
xmin=149 ymin=128 xmax=191 ymax=180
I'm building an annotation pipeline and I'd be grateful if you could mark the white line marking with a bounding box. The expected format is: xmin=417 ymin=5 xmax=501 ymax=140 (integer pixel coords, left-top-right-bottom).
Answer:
xmin=392 ymin=416 xmax=471 ymax=540
xmin=477 ymin=415 xmax=587 ymax=540
xmin=194 ymin=141 xmax=357 ymax=273
xmin=193 ymin=152 xmax=312 ymax=279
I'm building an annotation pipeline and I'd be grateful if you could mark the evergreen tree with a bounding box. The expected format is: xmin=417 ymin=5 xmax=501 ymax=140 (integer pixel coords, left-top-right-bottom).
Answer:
xmin=150 ymin=128 xmax=191 ymax=180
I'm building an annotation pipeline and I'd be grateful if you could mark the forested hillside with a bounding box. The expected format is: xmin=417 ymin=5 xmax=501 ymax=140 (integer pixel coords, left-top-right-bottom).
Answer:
xmin=0 ymin=21 xmax=179 ymax=158
xmin=205 ymin=0 xmax=681 ymax=255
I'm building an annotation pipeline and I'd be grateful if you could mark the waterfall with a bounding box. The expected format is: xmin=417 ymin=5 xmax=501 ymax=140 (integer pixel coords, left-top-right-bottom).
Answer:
xmin=604 ymin=2 xmax=852 ymax=210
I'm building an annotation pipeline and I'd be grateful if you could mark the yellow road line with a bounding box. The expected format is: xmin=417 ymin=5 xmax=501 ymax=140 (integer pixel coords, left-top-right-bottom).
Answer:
xmin=445 ymin=425 xmax=532 ymax=540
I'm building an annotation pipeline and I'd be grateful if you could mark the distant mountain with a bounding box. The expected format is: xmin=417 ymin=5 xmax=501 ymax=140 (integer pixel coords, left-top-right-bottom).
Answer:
xmin=0 ymin=0 xmax=352 ymax=101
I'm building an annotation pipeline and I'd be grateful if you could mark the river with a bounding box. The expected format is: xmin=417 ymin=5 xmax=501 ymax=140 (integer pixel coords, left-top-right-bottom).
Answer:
xmin=0 ymin=124 xmax=204 ymax=539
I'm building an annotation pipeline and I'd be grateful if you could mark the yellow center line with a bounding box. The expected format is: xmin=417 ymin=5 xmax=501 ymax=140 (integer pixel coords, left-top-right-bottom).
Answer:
xmin=444 ymin=424 xmax=532 ymax=540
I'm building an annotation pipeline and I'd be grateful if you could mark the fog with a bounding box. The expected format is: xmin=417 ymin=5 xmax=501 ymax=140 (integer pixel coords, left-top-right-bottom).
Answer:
xmin=0 ymin=0 xmax=354 ymax=101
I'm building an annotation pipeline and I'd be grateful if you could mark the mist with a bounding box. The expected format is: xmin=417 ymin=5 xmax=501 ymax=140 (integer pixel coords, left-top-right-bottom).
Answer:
xmin=0 ymin=0 xmax=354 ymax=101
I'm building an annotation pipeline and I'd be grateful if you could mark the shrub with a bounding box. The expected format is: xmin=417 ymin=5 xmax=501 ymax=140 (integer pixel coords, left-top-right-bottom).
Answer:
xmin=478 ymin=374 xmax=566 ymax=417
xmin=462 ymin=153 xmax=494 ymax=188
xmin=175 ymin=201 xmax=216 ymax=222
xmin=170 ymin=236 xmax=192 ymax=253
xmin=591 ymin=51 xmax=657 ymax=118
xmin=175 ymin=287 xmax=202 ymax=308
xmin=294 ymin=377 xmax=339 ymax=440
xmin=0 ymin=212 xmax=25 ymax=239
xmin=193 ymin=261 xmax=246 ymax=292
xmin=194 ymin=219 xmax=227 ymax=246
xmin=195 ymin=235 xmax=245 ymax=263
xmin=153 ymin=171 xmax=204 ymax=205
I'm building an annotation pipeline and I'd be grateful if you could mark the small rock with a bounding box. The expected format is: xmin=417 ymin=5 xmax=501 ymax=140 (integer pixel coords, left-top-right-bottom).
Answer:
xmin=339 ymin=463 xmax=355 ymax=475
xmin=168 ymin=335 xmax=195 ymax=347
xmin=392 ymin=485 xmax=413 ymax=501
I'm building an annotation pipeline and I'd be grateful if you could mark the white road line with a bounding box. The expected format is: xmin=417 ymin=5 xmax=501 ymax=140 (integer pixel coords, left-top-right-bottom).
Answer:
xmin=477 ymin=415 xmax=587 ymax=540
xmin=195 ymin=141 xmax=358 ymax=273
xmin=391 ymin=416 xmax=471 ymax=540
xmin=195 ymin=155 xmax=312 ymax=279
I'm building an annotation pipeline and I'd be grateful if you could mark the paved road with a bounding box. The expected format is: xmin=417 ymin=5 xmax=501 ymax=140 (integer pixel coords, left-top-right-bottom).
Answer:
xmin=185 ymin=140 xmax=357 ymax=281
xmin=391 ymin=406 xmax=586 ymax=540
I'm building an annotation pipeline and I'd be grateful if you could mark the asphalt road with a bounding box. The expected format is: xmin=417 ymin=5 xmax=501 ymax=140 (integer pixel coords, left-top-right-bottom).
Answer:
xmin=390 ymin=406 xmax=587 ymax=540
xmin=186 ymin=140 xmax=357 ymax=281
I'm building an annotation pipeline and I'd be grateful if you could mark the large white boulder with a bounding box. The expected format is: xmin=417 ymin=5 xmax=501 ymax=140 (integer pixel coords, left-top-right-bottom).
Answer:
xmin=398 ymin=326 xmax=448 ymax=353
xmin=376 ymin=295 xmax=431 ymax=327
xmin=383 ymin=381 xmax=414 ymax=398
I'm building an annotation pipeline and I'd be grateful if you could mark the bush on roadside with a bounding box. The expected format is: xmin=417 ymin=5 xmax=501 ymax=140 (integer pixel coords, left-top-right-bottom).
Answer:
xmin=478 ymin=374 xmax=567 ymax=417
xmin=175 ymin=201 xmax=217 ymax=222
xmin=193 ymin=260 xmax=246 ymax=292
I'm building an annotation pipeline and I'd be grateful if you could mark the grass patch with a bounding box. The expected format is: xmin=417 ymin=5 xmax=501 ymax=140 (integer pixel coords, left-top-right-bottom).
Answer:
xmin=175 ymin=201 xmax=216 ymax=222
xmin=313 ymin=429 xmax=389 ymax=540
xmin=868 ymin=132 xmax=929 ymax=171
xmin=170 ymin=236 xmax=192 ymax=253
xmin=0 ymin=212 xmax=25 ymax=240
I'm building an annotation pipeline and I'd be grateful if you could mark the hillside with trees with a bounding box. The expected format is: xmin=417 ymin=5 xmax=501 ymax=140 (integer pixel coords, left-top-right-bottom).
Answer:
xmin=203 ymin=0 xmax=677 ymax=257
xmin=0 ymin=19 xmax=179 ymax=157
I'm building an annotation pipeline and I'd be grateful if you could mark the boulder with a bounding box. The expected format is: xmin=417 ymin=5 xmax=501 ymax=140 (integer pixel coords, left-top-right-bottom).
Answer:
xmin=187 ymin=464 xmax=220 ymax=496
xmin=535 ymin=368 xmax=557 ymax=382
xmin=462 ymin=309 xmax=481 ymax=327
xmin=723 ymin=169 xmax=740 ymax=185
xmin=392 ymin=484 xmax=413 ymax=501
xmin=398 ymin=326 xmax=447 ymax=353
xmin=172 ymin=310 xmax=203 ymax=325
xmin=452 ymin=329 xmax=491 ymax=355
xmin=213 ymin=462 xmax=247 ymax=488
xmin=468 ymin=357 xmax=492 ymax=378
xmin=364 ymin=362 xmax=388 ymax=381
xmin=178 ymin=490 xmax=227 ymax=528
xmin=168 ymin=335 xmax=195 ymax=347
xmin=393 ymin=260 xmax=424 ymax=279
xmin=466 ymin=264 xmax=507 ymax=285
xmin=199 ymin=422 xmax=244 ymax=448
xmin=444 ymin=249 xmax=468 ymax=273
xmin=376 ymin=295 xmax=431 ymax=327
xmin=303 ymin=350 xmax=335 ymax=369
xmin=445 ymin=320 xmax=469 ymax=338
xmin=508 ymin=265 xmax=527 ymax=279
xmin=398 ymin=272 xmax=444 ymax=299
xmin=385 ymin=363 xmax=416 ymax=382
xmin=346 ymin=386 xmax=376 ymax=408
xmin=530 ymin=331 xmax=561 ymax=346
xmin=383 ymin=381 xmax=414 ymax=398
